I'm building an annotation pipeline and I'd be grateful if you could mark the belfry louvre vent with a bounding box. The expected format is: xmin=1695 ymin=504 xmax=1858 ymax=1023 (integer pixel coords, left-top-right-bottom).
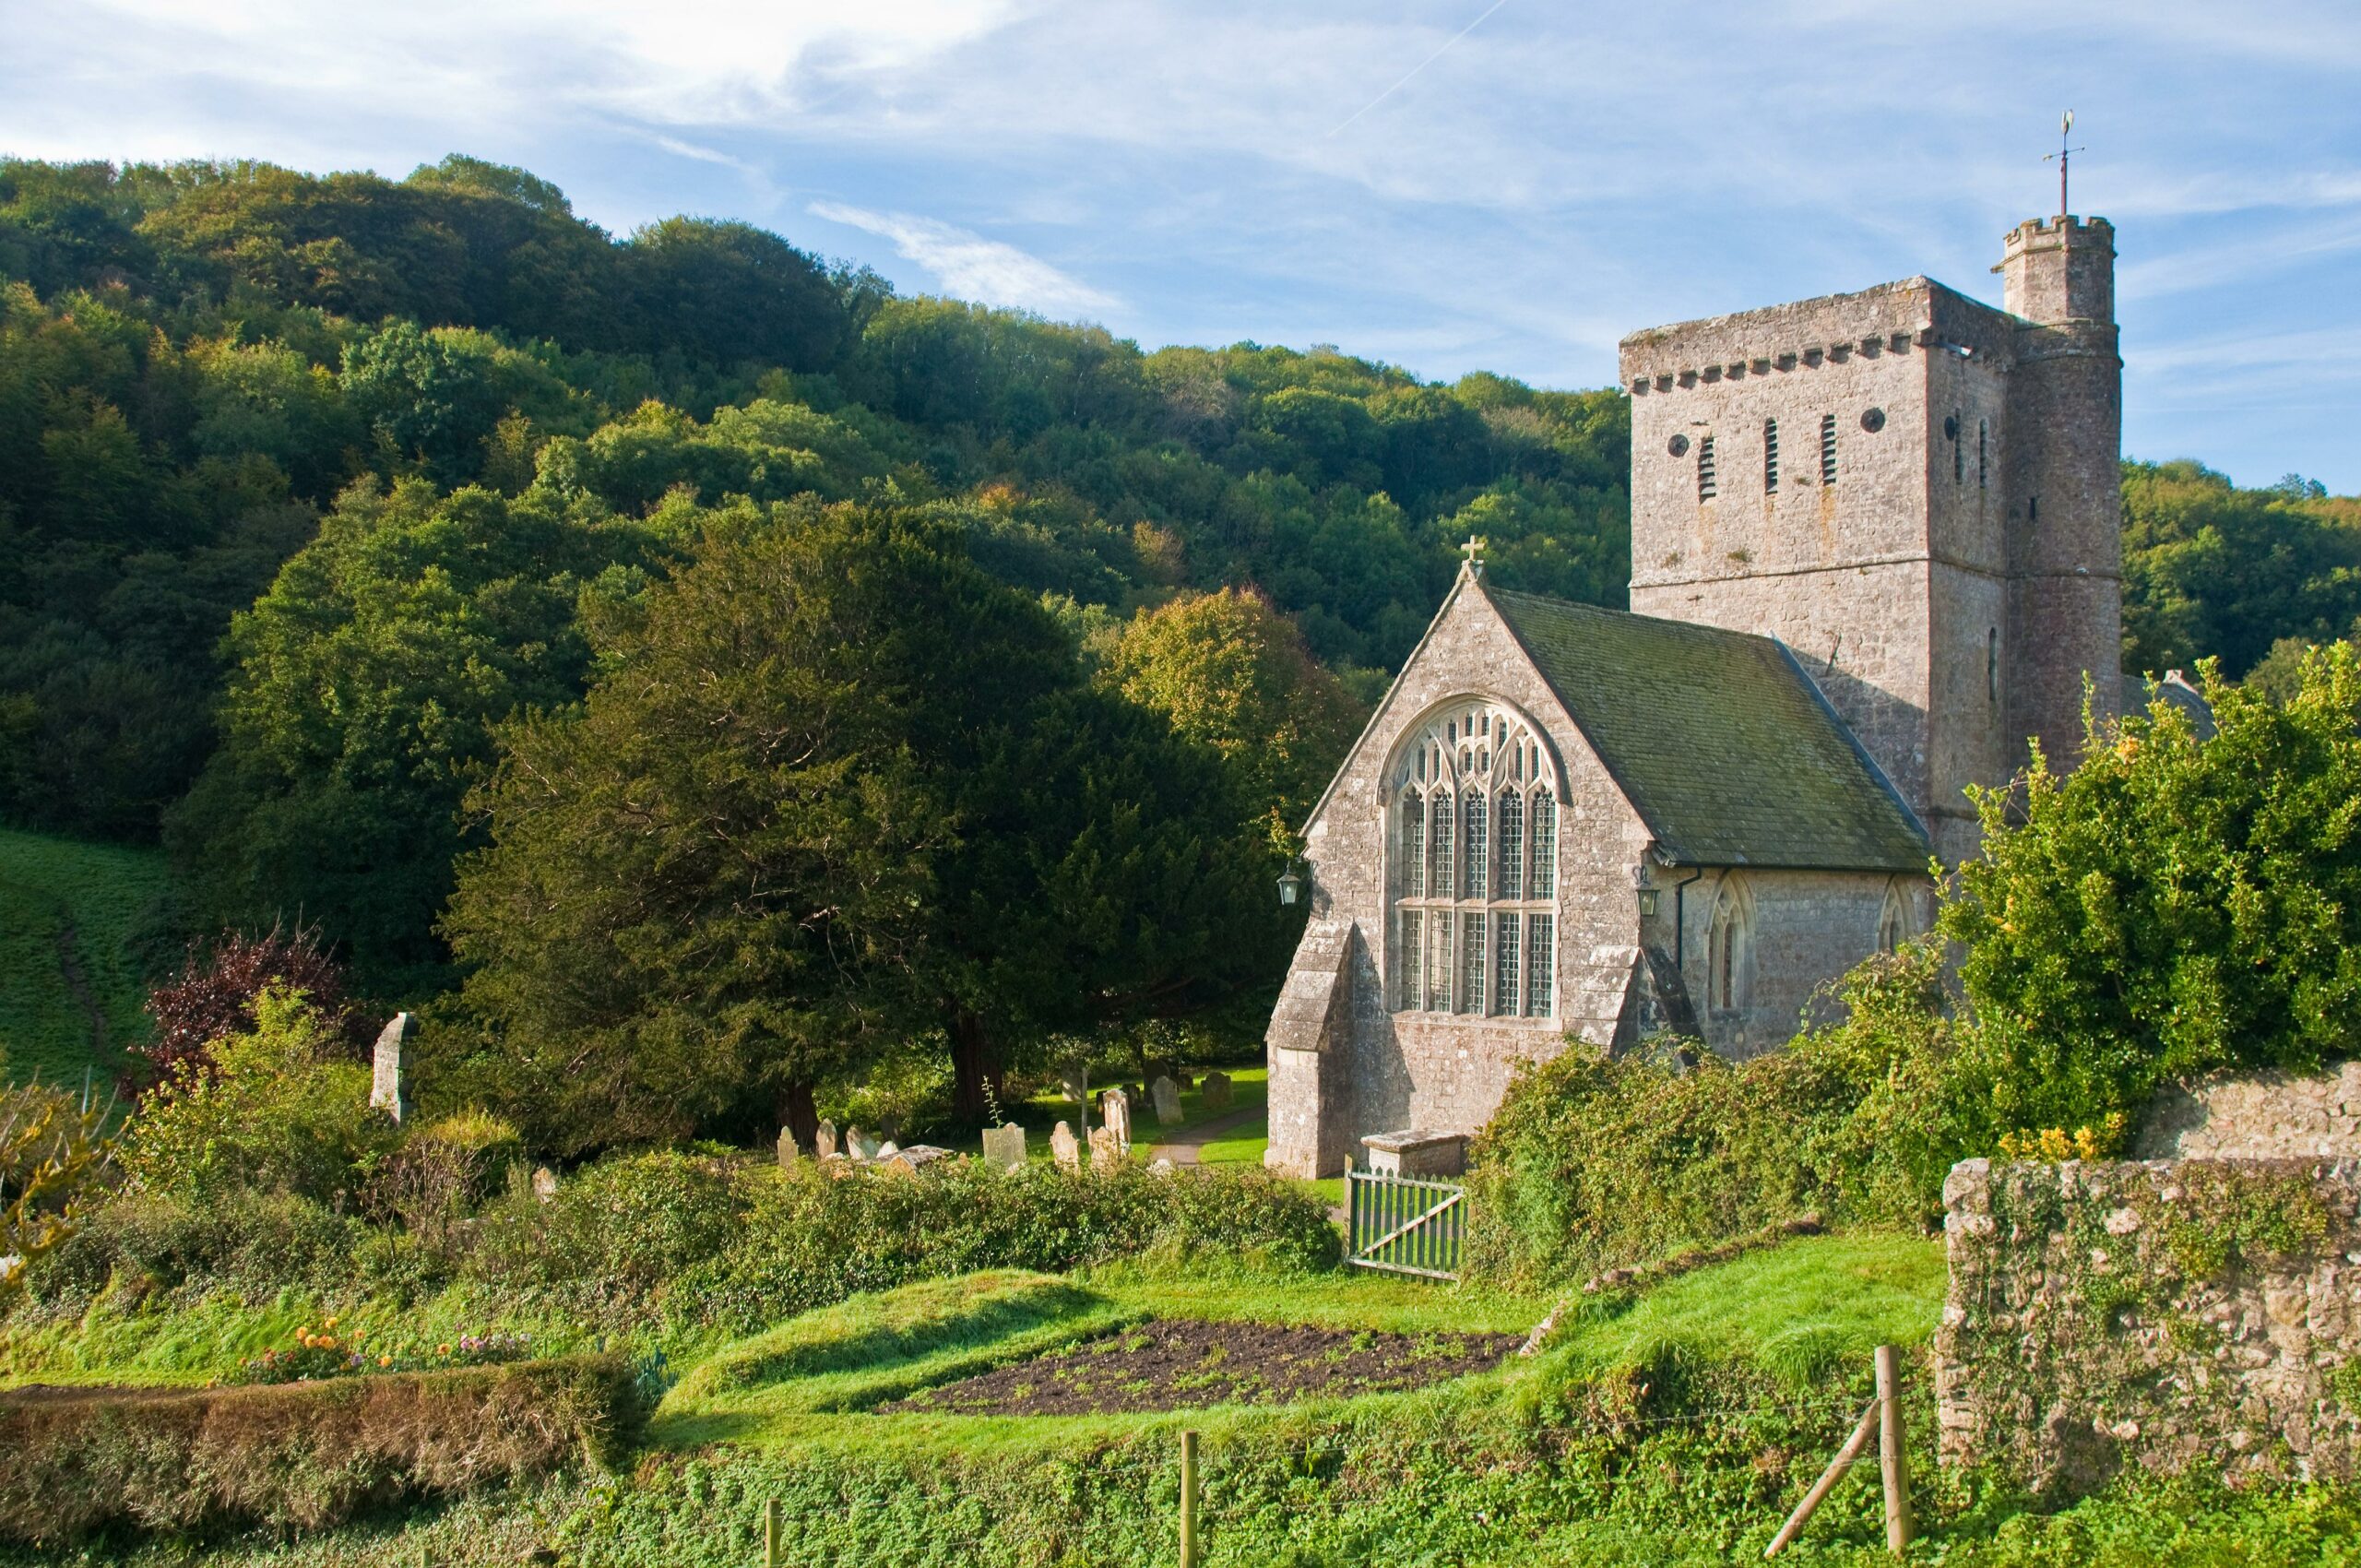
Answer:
xmin=1819 ymin=414 xmax=1837 ymax=484
xmin=1697 ymin=435 xmax=1717 ymax=501
xmin=1763 ymin=419 xmax=1779 ymax=493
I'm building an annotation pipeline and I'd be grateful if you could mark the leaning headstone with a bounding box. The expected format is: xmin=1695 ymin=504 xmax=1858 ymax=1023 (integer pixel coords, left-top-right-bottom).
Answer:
xmin=777 ymin=1126 xmax=801 ymax=1170
xmin=1050 ymin=1121 xmax=1081 ymax=1172
xmin=1201 ymin=1072 xmax=1233 ymax=1111
xmin=1150 ymin=1075 xmax=1184 ymax=1124
xmin=884 ymin=1144 xmax=953 ymax=1175
xmin=813 ymin=1120 xmax=839 ymax=1160
xmin=531 ymin=1166 xmax=558 ymax=1203
xmin=848 ymin=1126 xmax=880 ymax=1162
xmin=877 ymin=1140 xmax=901 ymax=1160
xmin=1100 ymin=1087 xmax=1133 ymax=1153
xmin=370 ymin=1012 xmax=413 ymax=1123
xmin=981 ymin=1123 xmax=1027 ymax=1171
xmin=1088 ymin=1125 xmax=1121 ymax=1170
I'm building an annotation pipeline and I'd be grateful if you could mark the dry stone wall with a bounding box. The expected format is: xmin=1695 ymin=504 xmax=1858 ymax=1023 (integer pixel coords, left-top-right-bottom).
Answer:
xmin=1937 ymin=1157 xmax=2361 ymax=1499
xmin=2136 ymin=1063 xmax=2361 ymax=1160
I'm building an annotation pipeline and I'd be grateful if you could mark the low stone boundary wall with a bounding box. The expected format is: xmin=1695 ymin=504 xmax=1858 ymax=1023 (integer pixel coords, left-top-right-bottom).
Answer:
xmin=1936 ymin=1157 xmax=2361 ymax=1499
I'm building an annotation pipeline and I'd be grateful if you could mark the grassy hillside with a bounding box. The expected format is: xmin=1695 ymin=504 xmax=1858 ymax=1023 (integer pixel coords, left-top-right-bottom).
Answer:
xmin=0 ymin=826 xmax=172 ymax=1087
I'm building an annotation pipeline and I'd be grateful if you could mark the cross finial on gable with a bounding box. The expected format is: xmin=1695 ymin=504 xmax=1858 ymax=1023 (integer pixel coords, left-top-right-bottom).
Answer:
xmin=1461 ymin=533 xmax=1488 ymax=574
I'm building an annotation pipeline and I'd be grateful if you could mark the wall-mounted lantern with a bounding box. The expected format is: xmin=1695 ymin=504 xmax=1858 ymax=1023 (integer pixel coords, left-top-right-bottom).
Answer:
xmin=1276 ymin=864 xmax=1305 ymax=907
xmin=1637 ymin=888 xmax=1661 ymax=918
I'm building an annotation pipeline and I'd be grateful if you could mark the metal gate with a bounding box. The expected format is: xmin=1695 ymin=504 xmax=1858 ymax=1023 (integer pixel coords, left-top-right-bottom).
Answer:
xmin=1345 ymin=1166 xmax=1465 ymax=1280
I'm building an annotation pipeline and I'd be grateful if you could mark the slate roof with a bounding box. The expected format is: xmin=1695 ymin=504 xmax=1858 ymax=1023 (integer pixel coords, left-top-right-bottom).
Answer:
xmin=1483 ymin=581 xmax=1930 ymax=873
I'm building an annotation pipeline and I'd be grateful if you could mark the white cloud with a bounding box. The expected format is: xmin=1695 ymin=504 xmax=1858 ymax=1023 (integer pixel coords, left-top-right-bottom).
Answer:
xmin=808 ymin=202 xmax=1119 ymax=318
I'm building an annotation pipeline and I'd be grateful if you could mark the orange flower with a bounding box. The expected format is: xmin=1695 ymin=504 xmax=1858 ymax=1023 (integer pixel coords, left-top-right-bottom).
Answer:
xmin=436 ymin=1343 xmax=452 ymax=1357
xmin=378 ymin=1355 xmax=393 ymax=1368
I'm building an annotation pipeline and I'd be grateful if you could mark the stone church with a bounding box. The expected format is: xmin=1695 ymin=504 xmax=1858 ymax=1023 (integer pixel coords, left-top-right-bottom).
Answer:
xmin=1264 ymin=211 xmax=2124 ymax=1178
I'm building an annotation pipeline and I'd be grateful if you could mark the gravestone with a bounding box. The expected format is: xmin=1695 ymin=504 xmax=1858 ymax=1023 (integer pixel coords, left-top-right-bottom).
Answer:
xmin=1201 ymin=1072 xmax=1233 ymax=1111
xmin=848 ymin=1127 xmax=881 ymax=1162
xmin=1149 ymin=1157 xmax=1176 ymax=1176
xmin=1099 ymin=1087 xmax=1133 ymax=1153
xmin=531 ymin=1167 xmax=558 ymax=1203
xmin=884 ymin=1144 xmax=952 ymax=1175
xmin=1088 ymin=1125 xmax=1120 ymax=1170
xmin=370 ymin=1012 xmax=413 ymax=1123
xmin=1050 ymin=1122 xmax=1081 ymax=1172
xmin=1150 ymin=1075 xmax=1183 ymax=1125
xmin=982 ymin=1123 xmax=1026 ymax=1171
xmin=1061 ymin=1066 xmax=1089 ymax=1105
xmin=877 ymin=1140 xmax=901 ymax=1160
xmin=813 ymin=1120 xmax=839 ymax=1160
xmin=777 ymin=1126 xmax=801 ymax=1170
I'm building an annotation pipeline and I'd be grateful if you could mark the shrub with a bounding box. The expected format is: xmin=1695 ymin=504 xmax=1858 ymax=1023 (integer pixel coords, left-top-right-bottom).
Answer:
xmin=0 ymin=1353 xmax=644 ymax=1541
xmin=138 ymin=922 xmax=362 ymax=1085
xmin=121 ymin=986 xmax=397 ymax=1206
xmin=1465 ymin=944 xmax=1965 ymax=1292
xmin=29 ymin=1188 xmax=363 ymax=1309
xmin=365 ymin=1108 xmax=524 ymax=1240
xmin=672 ymin=1161 xmax=1339 ymax=1334
xmin=1942 ymin=647 xmax=2361 ymax=1137
xmin=464 ymin=1149 xmax=748 ymax=1306
xmin=0 ymin=1075 xmax=115 ymax=1293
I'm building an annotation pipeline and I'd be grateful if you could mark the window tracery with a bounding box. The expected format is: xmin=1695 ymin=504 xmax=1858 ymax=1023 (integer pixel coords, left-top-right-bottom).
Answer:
xmin=1387 ymin=699 xmax=1560 ymax=1018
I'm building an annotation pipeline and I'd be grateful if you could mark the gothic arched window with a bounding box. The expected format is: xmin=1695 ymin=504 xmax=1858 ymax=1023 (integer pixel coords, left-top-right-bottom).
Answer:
xmin=1878 ymin=881 xmax=1916 ymax=955
xmin=1706 ymin=877 xmax=1753 ymax=1013
xmin=1386 ymin=699 xmax=1560 ymax=1017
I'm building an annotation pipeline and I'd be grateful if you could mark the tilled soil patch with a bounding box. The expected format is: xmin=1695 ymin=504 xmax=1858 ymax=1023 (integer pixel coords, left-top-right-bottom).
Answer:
xmin=876 ymin=1319 xmax=1521 ymax=1415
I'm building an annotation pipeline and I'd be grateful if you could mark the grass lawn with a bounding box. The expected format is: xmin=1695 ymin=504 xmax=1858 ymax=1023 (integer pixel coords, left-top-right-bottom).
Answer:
xmin=0 ymin=826 xmax=172 ymax=1087
xmin=1194 ymin=1115 xmax=1267 ymax=1164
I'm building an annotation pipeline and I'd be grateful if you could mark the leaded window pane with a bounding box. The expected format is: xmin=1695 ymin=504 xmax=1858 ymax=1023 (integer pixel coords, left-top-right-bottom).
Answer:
xmin=1459 ymin=911 xmax=1485 ymax=1014
xmin=1463 ymin=791 xmax=1488 ymax=898
xmin=1398 ymin=909 xmax=1422 ymax=1009
xmin=1530 ymin=788 xmax=1557 ymax=897
xmin=1494 ymin=910 xmax=1521 ymax=1016
xmin=1499 ymin=790 xmax=1525 ymax=898
xmin=1525 ymin=914 xmax=1554 ymax=1016
xmin=1431 ymin=791 xmax=1454 ymax=898
xmin=1401 ymin=791 xmax=1426 ymax=898
xmin=1428 ymin=910 xmax=1453 ymax=1012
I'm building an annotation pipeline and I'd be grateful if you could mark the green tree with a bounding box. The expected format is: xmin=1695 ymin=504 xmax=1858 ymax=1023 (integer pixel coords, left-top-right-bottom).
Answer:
xmin=1940 ymin=647 xmax=2361 ymax=1137
xmin=168 ymin=478 xmax=663 ymax=990
xmin=1104 ymin=587 xmax=1366 ymax=837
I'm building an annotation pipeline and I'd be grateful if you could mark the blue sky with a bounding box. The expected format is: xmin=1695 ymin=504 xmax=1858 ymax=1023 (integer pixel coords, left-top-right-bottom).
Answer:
xmin=7 ymin=0 xmax=2360 ymax=491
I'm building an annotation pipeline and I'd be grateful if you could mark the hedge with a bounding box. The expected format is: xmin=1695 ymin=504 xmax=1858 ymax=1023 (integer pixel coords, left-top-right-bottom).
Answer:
xmin=0 ymin=1353 xmax=644 ymax=1543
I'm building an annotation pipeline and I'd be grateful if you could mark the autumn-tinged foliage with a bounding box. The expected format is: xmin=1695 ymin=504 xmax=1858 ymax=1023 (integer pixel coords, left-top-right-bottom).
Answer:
xmin=138 ymin=921 xmax=358 ymax=1082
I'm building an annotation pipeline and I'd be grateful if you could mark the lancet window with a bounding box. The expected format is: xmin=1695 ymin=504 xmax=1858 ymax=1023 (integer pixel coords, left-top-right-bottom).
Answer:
xmin=1387 ymin=699 xmax=1560 ymax=1018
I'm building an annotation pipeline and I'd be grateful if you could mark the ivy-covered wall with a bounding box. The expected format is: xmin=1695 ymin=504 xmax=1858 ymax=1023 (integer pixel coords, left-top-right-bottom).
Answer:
xmin=1937 ymin=1157 xmax=2361 ymax=1499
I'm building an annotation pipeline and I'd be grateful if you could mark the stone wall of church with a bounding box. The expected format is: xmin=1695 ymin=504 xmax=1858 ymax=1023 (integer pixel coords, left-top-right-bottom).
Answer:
xmin=1641 ymin=866 xmax=1926 ymax=1059
xmin=1265 ymin=576 xmax=1653 ymax=1177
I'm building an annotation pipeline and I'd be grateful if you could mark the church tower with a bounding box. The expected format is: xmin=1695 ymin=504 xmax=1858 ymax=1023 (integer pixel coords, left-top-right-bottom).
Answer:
xmin=1618 ymin=216 xmax=2122 ymax=864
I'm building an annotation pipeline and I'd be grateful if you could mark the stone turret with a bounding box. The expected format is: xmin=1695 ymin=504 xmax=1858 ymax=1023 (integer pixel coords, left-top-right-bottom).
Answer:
xmin=1995 ymin=216 xmax=2122 ymax=774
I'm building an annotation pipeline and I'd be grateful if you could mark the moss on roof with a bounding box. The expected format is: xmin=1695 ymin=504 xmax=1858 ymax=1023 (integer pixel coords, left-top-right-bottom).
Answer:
xmin=1484 ymin=580 xmax=1928 ymax=872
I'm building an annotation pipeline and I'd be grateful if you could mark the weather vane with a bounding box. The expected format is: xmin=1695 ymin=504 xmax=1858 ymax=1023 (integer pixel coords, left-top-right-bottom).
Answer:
xmin=2042 ymin=110 xmax=2084 ymax=220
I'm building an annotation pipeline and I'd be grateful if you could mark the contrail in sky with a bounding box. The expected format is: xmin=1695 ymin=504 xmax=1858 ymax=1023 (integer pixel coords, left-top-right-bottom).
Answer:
xmin=1326 ymin=0 xmax=1511 ymax=138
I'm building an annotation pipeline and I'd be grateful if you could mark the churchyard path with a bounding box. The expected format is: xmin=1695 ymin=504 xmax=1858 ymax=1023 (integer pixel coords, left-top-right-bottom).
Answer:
xmin=1144 ymin=1104 xmax=1264 ymax=1167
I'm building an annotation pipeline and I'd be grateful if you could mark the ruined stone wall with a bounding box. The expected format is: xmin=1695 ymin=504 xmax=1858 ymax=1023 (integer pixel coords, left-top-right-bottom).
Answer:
xmin=1937 ymin=1158 xmax=2361 ymax=1498
xmin=2137 ymin=1063 xmax=2361 ymax=1160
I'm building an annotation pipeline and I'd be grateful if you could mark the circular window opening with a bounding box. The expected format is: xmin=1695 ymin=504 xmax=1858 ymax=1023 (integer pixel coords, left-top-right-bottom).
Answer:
xmin=1860 ymin=408 xmax=1886 ymax=434
xmin=1667 ymin=434 xmax=1691 ymax=457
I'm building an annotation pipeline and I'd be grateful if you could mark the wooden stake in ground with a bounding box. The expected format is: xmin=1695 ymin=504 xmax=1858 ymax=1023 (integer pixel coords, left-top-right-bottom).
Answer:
xmin=1180 ymin=1428 xmax=1200 ymax=1568
xmin=1762 ymin=1398 xmax=1879 ymax=1558
xmin=1875 ymin=1344 xmax=1914 ymax=1553
xmin=765 ymin=1498 xmax=781 ymax=1568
